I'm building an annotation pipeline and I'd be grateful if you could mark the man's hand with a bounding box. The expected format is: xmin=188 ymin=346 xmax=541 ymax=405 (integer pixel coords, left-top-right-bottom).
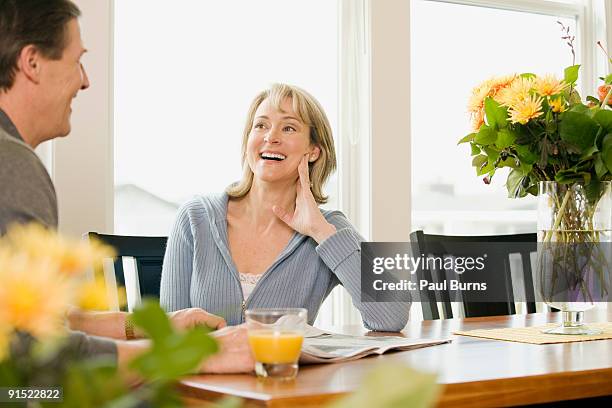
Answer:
xmin=199 ymin=325 xmax=255 ymax=374
xmin=168 ymin=308 xmax=227 ymax=331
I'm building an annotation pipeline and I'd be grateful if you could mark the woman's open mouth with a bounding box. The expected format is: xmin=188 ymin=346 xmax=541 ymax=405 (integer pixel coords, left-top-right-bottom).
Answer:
xmin=260 ymin=152 xmax=287 ymax=162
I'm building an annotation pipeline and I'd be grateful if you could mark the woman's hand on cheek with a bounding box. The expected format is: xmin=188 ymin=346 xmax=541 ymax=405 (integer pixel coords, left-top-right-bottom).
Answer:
xmin=272 ymin=155 xmax=336 ymax=244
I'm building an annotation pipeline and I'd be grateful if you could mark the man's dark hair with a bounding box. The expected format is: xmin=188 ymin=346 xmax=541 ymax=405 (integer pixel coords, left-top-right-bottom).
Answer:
xmin=0 ymin=0 xmax=81 ymax=91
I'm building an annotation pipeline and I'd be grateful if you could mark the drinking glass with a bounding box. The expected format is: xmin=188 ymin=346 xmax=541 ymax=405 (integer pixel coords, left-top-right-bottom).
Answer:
xmin=245 ymin=308 xmax=307 ymax=380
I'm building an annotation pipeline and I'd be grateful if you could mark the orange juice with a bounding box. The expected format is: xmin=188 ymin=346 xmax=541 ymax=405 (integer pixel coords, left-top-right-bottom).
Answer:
xmin=248 ymin=330 xmax=304 ymax=364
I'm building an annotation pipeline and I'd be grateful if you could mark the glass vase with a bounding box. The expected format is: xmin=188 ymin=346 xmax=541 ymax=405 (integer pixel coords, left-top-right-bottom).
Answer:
xmin=536 ymin=181 xmax=611 ymax=335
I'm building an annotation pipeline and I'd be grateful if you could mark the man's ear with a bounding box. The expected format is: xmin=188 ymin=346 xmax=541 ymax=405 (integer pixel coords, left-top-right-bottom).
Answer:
xmin=17 ymin=45 xmax=43 ymax=84
xmin=308 ymin=145 xmax=321 ymax=162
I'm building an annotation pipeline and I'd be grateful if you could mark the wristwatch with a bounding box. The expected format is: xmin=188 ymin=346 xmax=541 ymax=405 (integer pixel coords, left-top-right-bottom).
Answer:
xmin=124 ymin=315 xmax=135 ymax=340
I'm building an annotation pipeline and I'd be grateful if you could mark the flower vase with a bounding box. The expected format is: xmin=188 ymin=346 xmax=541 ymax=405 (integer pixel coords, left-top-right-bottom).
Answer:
xmin=536 ymin=181 xmax=611 ymax=335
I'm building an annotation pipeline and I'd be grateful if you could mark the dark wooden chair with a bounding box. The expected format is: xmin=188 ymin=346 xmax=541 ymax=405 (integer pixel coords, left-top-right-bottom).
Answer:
xmin=86 ymin=232 xmax=167 ymax=311
xmin=409 ymin=230 xmax=538 ymax=320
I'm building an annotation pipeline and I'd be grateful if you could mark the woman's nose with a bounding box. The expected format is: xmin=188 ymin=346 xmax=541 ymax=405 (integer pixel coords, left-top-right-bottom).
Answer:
xmin=264 ymin=128 xmax=281 ymax=143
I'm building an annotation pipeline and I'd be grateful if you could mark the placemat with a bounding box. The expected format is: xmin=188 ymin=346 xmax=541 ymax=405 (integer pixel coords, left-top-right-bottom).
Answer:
xmin=454 ymin=322 xmax=612 ymax=344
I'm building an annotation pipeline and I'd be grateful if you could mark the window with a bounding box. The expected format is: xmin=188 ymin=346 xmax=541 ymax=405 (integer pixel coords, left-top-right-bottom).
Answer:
xmin=410 ymin=0 xmax=583 ymax=235
xmin=114 ymin=0 xmax=339 ymax=235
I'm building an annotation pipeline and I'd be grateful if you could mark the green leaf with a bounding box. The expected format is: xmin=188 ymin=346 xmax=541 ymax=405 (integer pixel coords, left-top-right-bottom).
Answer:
xmin=329 ymin=364 xmax=440 ymax=408
xmin=606 ymin=73 xmax=612 ymax=84
xmin=595 ymin=154 xmax=608 ymax=178
xmin=130 ymin=328 xmax=218 ymax=380
xmin=128 ymin=300 xmax=219 ymax=382
xmin=568 ymin=89 xmax=582 ymax=104
xmin=555 ymin=169 xmax=591 ymax=184
xmin=498 ymin=157 xmax=518 ymax=168
xmin=515 ymin=144 xmax=538 ymax=165
xmin=568 ymin=103 xmax=590 ymax=114
xmin=587 ymin=95 xmax=601 ymax=105
xmin=484 ymin=97 xmax=508 ymax=129
xmin=585 ymin=180 xmax=605 ymax=205
xmin=594 ymin=109 xmax=612 ymax=133
xmin=483 ymin=146 xmax=500 ymax=164
xmin=506 ymin=169 xmax=525 ymax=198
xmin=472 ymin=154 xmax=487 ymax=169
xmin=496 ymin=128 xmax=517 ymax=149
xmin=131 ymin=300 xmax=174 ymax=342
xmin=477 ymin=160 xmax=495 ymax=176
xmin=470 ymin=143 xmax=480 ymax=156
xmin=474 ymin=126 xmax=497 ymax=145
xmin=458 ymin=133 xmax=476 ymax=144
xmin=564 ymin=64 xmax=580 ymax=85
xmin=603 ymin=134 xmax=612 ymax=173
xmin=580 ymin=145 xmax=599 ymax=160
xmin=520 ymin=73 xmax=536 ymax=79
xmin=559 ymin=111 xmax=600 ymax=151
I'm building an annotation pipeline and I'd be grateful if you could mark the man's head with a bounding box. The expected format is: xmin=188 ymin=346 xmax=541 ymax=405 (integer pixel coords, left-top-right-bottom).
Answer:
xmin=0 ymin=0 xmax=89 ymax=147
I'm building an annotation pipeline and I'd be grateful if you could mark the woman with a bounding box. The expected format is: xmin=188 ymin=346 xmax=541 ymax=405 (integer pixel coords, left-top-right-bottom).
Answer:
xmin=160 ymin=84 xmax=409 ymax=331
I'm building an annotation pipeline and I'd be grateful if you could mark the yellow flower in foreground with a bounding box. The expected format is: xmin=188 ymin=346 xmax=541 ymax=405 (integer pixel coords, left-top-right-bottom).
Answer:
xmin=0 ymin=251 xmax=73 ymax=339
xmin=496 ymin=77 xmax=533 ymax=107
xmin=508 ymin=95 xmax=544 ymax=124
xmin=0 ymin=324 xmax=11 ymax=362
xmin=2 ymin=224 xmax=115 ymax=276
xmin=549 ymin=97 xmax=566 ymax=113
xmin=533 ymin=74 xmax=568 ymax=96
xmin=77 ymin=277 xmax=116 ymax=311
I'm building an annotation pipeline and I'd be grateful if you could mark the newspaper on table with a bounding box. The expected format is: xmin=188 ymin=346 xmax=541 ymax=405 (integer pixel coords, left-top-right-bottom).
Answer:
xmin=300 ymin=325 xmax=451 ymax=364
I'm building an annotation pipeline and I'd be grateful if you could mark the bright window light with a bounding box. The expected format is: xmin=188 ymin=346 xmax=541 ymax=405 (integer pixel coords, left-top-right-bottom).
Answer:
xmin=114 ymin=0 xmax=338 ymax=235
xmin=410 ymin=0 xmax=577 ymax=235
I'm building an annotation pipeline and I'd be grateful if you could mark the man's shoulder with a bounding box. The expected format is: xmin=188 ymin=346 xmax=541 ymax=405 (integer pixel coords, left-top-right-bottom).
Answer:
xmin=0 ymin=128 xmax=58 ymax=232
xmin=0 ymin=129 xmax=39 ymax=163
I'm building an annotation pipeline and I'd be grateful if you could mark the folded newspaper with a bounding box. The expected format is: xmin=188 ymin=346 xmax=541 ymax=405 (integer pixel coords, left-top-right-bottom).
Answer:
xmin=300 ymin=325 xmax=451 ymax=364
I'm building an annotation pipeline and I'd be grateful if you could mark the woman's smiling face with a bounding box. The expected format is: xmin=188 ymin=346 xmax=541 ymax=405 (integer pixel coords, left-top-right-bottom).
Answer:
xmin=246 ymin=97 xmax=320 ymax=184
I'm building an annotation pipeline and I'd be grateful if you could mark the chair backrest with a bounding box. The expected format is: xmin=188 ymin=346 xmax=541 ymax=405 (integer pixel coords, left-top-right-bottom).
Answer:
xmin=409 ymin=230 xmax=537 ymax=320
xmin=87 ymin=232 xmax=167 ymax=312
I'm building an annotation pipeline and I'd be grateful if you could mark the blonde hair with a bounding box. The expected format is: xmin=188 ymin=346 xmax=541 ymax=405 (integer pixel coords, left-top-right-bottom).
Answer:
xmin=226 ymin=83 xmax=337 ymax=204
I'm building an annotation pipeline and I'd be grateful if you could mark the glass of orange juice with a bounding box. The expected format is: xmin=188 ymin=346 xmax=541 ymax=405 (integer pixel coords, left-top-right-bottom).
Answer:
xmin=245 ymin=308 xmax=307 ymax=380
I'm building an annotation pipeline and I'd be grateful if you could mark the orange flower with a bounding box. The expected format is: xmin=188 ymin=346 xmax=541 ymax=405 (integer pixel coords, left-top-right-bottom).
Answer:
xmin=598 ymin=85 xmax=612 ymax=106
xmin=533 ymin=74 xmax=568 ymax=96
xmin=468 ymin=75 xmax=516 ymax=130
xmin=508 ymin=95 xmax=544 ymax=124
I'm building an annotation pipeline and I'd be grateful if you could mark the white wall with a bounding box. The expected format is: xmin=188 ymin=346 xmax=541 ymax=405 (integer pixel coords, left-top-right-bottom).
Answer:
xmin=53 ymin=0 xmax=113 ymax=237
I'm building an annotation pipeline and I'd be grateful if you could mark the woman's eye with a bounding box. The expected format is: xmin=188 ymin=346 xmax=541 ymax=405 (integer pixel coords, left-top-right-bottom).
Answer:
xmin=283 ymin=126 xmax=296 ymax=132
xmin=254 ymin=123 xmax=265 ymax=129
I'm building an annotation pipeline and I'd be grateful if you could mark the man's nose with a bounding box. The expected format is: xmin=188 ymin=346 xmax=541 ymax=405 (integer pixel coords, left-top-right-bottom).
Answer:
xmin=80 ymin=63 xmax=90 ymax=90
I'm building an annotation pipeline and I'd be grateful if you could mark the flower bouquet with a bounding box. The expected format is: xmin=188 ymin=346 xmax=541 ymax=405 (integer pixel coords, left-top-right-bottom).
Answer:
xmin=459 ymin=30 xmax=612 ymax=334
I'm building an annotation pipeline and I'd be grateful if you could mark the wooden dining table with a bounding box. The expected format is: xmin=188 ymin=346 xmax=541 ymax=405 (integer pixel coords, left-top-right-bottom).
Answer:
xmin=179 ymin=309 xmax=612 ymax=407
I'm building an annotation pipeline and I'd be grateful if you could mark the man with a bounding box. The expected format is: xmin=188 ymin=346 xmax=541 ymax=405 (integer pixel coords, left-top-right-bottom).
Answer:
xmin=0 ymin=0 xmax=253 ymax=374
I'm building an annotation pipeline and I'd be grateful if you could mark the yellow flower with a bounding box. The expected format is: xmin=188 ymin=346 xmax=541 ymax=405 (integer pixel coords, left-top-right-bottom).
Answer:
xmin=496 ymin=77 xmax=534 ymax=107
xmin=0 ymin=251 xmax=73 ymax=339
xmin=468 ymin=75 xmax=516 ymax=130
xmin=508 ymin=95 xmax=544 ymax=124
xmin=0 ymin=324 xmax=11 ymax=362
xmin=533 ymin=74 xmax=568 ymax=96
xmin=2 ymin=224 xmax=115 ymax=276
xmin=77 ymin=276 xmax=117 ymax=311
xmin=549 ymin=97 xmax=566 ymax=113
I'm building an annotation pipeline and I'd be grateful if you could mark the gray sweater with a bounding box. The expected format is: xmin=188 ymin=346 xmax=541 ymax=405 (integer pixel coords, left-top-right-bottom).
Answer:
xmin=0 ymin=109 xmax=117 ymax=362
xmin=160 ymin=193 xmax=410 ymax=331
xmin=0 ymin=111 xmax=57 ymax=234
